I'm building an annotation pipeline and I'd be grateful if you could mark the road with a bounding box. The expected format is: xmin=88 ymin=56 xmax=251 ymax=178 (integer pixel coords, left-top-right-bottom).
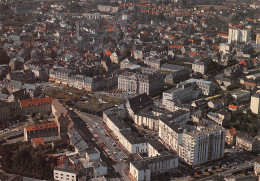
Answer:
xmin=220 ymin=160 xmax=254 ymax=176
xmin=71 ymin=110 xmax=130 ymax=181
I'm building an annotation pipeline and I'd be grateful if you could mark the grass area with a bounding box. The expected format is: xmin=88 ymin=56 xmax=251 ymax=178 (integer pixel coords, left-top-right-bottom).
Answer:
xmin=45 ymin=87 xmax=125 ymax=115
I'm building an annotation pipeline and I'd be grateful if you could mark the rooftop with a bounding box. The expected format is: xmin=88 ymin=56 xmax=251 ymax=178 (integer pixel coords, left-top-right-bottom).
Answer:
xmin=26 ymin=122 xmax=57 ymax=132
xmin=20 ymin=97 xmax=53 ymax=107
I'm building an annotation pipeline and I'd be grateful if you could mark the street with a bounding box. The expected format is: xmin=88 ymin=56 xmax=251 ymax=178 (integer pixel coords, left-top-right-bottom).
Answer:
xmin=72 ymin=110 xmax=130 ymax=181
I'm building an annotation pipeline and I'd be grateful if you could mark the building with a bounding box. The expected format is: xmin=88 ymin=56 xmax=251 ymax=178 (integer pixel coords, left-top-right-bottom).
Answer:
xmin=118 ymin=71 xmax=164 ymax=96
xmin=125 ymin=93 xmax=154 ymax=120
xmin=24 ymin=122 xmax=58 ymax=141
xmin=129 ymin=155 xmax=178 ymax=181
xmin=225 ymin=128 xmax=237 ymax=145
xmin=256 ymin=33 xmax=260 ymax=45
xmin=231 ymin=90 xmax=250 ymax=103
xmin=250 ymin=93 xmax=260 ymax=115
xmin=118 ymin=130 xmax=148 ymax=154
xmin=6 ymin=69 xmax=36 ymax=83
xmin=86 ymin=148 xmax=100 ymax=162
xmin=162 ymin=82 xmax=201 ymax=111
xmin=54 ymin=167 xmax=77 ymax=181
xmin=20 ymin=97 xmax=53 ymax=115
xmin=49 ymin=67 xmax=72 ymax=86
xmin=178 ymin=126 xmax=225 ymax=166
xmin=192 ymin=60 xmax=207 ymax=74
xmin=236 ymin=132 xmax=259 ymax=152
xmin=186 ymin=78 xmax=214 ymax=96
xmin=147 ymin=140 xmax=168 ymax=157
xmin=228 ymin=28 xmax=251 ymax=44
xmin=254 ymin=156 xmax=260 ymax=176
xmin=158 ymin=118 xmax=185 ymax=153
xmin=110 ymin=52 xmax=119 ymax=64
xmin=143 ymin=57 xmax=161 ymax=70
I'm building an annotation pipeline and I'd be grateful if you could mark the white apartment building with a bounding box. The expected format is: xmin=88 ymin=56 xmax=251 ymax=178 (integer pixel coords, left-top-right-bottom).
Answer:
xmin=228 ymin=28 xmax=251 ymax=44
xmin=186 ymin=78 xmax=214 ymax=96
xmin=250 ymin=93 xmax=260 ymax=115
xmin=118 ymin=130 xmax=148 ymax=154
xmin=129 ymin=155 xmax=178 ymax=181
xmin=162 ymin=82 xmax=201 ymax=110
xmin=192 ymin=60 xmax=207 ymax=75
xmin=134 ymin=111 xmax=159 ymax=131
xmin=178 ymin=126 xmax=225 ymax=166
xmin=54 ymin=168 xmax=77 ymax=181
xmin=158 ymin=118 xmax=185 ymax=152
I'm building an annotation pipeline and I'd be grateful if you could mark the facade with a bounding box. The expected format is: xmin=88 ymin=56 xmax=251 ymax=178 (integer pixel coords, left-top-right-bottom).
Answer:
xmin=192 ymin=60 xmax=207 ymax=75
xmin=256 ymin=33 xmax=260 ymax=45
xmin=158 ymin=118 xmax=184 ymax=153
xmin=49 ymin=67 xmax=72 ymax=85
xmin=54 ymin=168 xmax=77 ymax=181
xmin=143 ymin=57 xmax=161 ymax=70
xmin=179 ymin=126 xmax=225 ymax=166
xmin=231 ymin=90 xmax=250 ymax=103
xmin=129 ymin=155 xmax=178 ymax=181
xmin=24 ymin=122 xmax=58 ymax=141
xmin=250 ymin=93 xmax=260 ymax=115
xmin=225 ymin=128 xmax=237 ymax=145
xmin=236 ymin=132 xmax=259 ymax=152
xmin=118 ymin=130 xmax=148 ymax=154
xmin=110 ymin=52 xmax=119 ymax=64
xmin=134 ymin=111 xmax=159 ymax=131
xmin=20 ymin=97 xmax=53 ymax=115
xmin=228 ymin=28 xmax=251 ymax=44
xmin=86 ymin=148 xmax=100 ymax=162
xmin=162 ymin=82 xmax=201 ymax=110
xmin=186 ymin=78 xmax=214 ymax=96
xmin=118 ymin=71 xmax=164 ymax=96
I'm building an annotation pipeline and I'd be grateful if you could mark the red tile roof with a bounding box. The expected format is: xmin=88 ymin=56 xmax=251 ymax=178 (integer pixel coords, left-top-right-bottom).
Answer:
xmin=26 ymin=122 xmax=57 ymax=132
xmin=20 ymin=97 xmax=53 ymax=108
xmin=228 ymin=104 xmax=238 ymax=110
xmin=31 ymin=137 xmax=45 ymax=147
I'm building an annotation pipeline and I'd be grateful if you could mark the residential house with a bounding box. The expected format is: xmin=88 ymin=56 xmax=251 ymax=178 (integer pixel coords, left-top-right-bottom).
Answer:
xmin=225 ymin=128 xmax=237 ymax=145
xmin=192 ymin=60 xmax=207 ymax=75
xmin=20 ymin=97 xmax=53 ymax=115
xmin=236 ymin=132 xmax=259 ymax=152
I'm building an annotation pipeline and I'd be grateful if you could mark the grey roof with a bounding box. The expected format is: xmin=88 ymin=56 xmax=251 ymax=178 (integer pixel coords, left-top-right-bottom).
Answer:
xmin=148 ymin=140 xmax=167 ymax=152
xmin=236 ymin=132 xmax=256 ymax=143
xmin=119 ymin=130 xmax=147 ymax=144
xmin=127 ymin=93 xmax=154 ymax=113
xmin=131 ymin=154 xmax=177 ymax=171
xmin=54 ymin=167 xmax=77 ymax=174
xmin=159 ymin=117 xmax=183 ymax=133
xmin=161 ymin=63 xmax=185 ymax=71
xmin=107 ymin=114 xmax=130 ymax=130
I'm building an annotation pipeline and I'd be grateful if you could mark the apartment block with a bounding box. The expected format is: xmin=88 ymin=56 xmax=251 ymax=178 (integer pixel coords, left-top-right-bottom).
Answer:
xmin=129 ymin=155 xmax=178 ymax=181
xmin=178 ymin=125 xmax=225 ymax=166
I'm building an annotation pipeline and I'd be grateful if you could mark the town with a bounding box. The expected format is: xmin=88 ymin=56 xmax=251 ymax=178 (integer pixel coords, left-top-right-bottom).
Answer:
xmin=0 ymin=0 xmax=259 ymax=180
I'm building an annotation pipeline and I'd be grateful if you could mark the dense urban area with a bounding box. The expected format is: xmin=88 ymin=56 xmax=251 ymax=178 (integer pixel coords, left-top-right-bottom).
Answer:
xmin=0 ymin=0 xmax=260 ymax=180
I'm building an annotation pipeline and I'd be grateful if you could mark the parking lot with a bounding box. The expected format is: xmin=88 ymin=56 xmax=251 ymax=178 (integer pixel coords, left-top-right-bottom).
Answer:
xmin=75 ymin=111 xmax=129 ymax=181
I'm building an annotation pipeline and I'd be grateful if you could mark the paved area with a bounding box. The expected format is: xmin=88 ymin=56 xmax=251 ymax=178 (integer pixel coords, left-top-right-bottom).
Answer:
xmin=75 ymin=111 xmax=130 ymax=181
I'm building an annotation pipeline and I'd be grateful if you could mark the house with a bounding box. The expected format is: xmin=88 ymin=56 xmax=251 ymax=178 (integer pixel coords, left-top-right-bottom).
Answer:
xmin=192 ymin=60 xmax=207 ymax=75
xmin=20 ymin=97 xmax=53 ymax=115
xmin=31 ymin=137 xmax=45 ymax=148
xmin=186 ymin=78 xmax=214 ymax=96
xmin=208 ymin=99 xmax=224 ymax=110
xmin=225 ymin=128 xmax=237 ymax=145
xmin=86 ymin=148 xmax=100 ymax=162
xmin=231 ymin=90 xmax=250 ymax=103
xmin=118 ymin=70 xmax=164 ymax=96
xmin=236 ymin=132 xmax=259 ymax=152
xmin=110 ymin=52 xmax=119 ymax=64
xmin=24 ymin=122 xmax=58 ymax=141
xmin=54 ymin=167 xmax=78 ymax=181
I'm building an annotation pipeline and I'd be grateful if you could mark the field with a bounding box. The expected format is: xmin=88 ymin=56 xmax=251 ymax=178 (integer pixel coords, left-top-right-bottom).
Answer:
xmin=45 ymin=87 xmax=125 ymax=115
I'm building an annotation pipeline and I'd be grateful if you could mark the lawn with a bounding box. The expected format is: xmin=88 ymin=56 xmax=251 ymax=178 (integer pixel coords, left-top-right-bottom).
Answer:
xmin=45 ymin=87 xmax=125 ymax=115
